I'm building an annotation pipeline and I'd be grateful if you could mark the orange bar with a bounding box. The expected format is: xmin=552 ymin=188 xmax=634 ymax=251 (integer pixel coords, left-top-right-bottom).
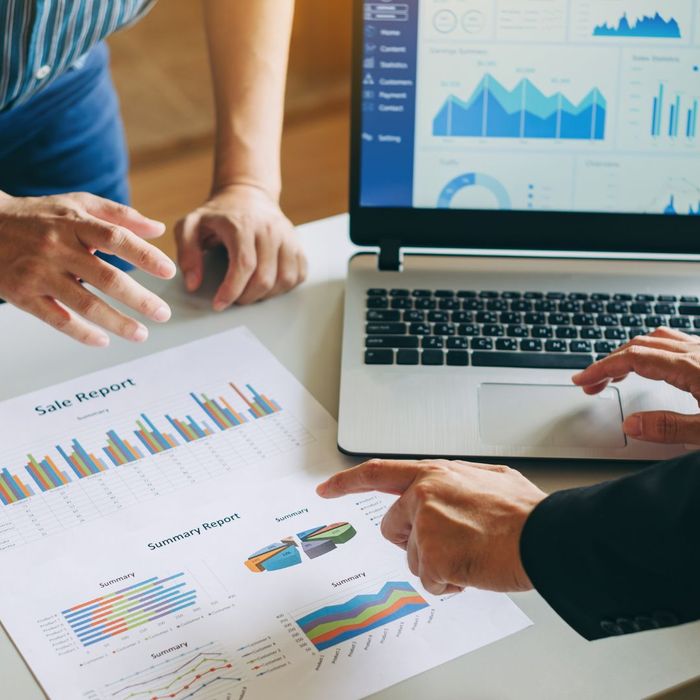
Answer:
xmin=229 ymin=382 xmax=255 ymax=409
xmin=66 ymin=592 xmax=124 ymax=614
xmin=26 ymin=463 xmax=51 ymax=491
xmin=69 ymin=455 xmax=90 ymax=478
xmin=105 ymin=445 xmax=123 ymax=465
xmin=123 ymin=440 xmax=142 ymax=460
xmin=15 ymin=478 xmax=32 ymax=498
xmin=136 ymin=429 xmax=160 ymax=453
xmin=45 ymin=456 xmax=69 ymax=485
xmin=0 ymin=481 xmax=14 ymax=504
xmin=175 ymin=419 xmax=197 ymax=441
xmin=90 ymin=454 xmax=106 ymax=472
xmin=221 ymin=398 xmax=246 ymax=424
xmin=163 ymin=433 xmax=177 ymax=448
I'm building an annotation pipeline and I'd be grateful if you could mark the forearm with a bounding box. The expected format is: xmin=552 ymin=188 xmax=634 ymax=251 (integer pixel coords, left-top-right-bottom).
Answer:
xmin=203 ymin=0 xmax=294 ymax=199
xmin=520 ymin=452 xmax=700 ymax=639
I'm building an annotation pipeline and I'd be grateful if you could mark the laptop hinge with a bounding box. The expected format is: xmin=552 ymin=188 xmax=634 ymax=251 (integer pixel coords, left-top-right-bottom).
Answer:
xmin=378 ymin=240 xmax=403 ymax=272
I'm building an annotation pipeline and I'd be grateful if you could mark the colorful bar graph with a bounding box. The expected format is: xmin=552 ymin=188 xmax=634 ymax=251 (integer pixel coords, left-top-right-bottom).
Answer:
xmin=0 ymin=380 xmax=283 ymax=507
xmin=62 ymin=573 xmax=197 ymax=647
xmin=651 ymin=84 xmax=698 ymax=141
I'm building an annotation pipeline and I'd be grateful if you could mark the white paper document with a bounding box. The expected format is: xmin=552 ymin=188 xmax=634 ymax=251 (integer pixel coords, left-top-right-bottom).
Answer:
xmin=0 ymin=328 xmax=531 ymax=699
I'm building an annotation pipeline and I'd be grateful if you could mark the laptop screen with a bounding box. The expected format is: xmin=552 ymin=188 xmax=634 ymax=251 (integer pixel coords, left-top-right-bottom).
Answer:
xmin=359 ymin=1 xmax=700 ymax=218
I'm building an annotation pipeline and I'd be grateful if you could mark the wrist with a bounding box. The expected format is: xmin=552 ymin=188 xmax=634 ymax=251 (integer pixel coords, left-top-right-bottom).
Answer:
xmin=210 ymin=181 xmax=281 ymax=203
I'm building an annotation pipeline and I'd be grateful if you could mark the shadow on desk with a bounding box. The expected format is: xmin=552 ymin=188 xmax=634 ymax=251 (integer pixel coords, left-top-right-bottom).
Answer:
xmin=650 ymin=677 xmax=700 ymax=699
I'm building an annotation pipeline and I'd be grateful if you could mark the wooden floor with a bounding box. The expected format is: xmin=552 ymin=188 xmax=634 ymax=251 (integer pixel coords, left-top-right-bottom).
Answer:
xmin=129 ymin=106 xmax=350 ymax=260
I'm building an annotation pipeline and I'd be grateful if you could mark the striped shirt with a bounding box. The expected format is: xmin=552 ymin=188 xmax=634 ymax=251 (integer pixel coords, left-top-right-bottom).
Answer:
xmin=0 ymin=0 xmax=156 ymax=112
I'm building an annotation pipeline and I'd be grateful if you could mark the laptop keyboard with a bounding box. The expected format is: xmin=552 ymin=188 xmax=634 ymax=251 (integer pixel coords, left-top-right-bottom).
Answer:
xmin=364 ymin=288 xmax=700 ymax=369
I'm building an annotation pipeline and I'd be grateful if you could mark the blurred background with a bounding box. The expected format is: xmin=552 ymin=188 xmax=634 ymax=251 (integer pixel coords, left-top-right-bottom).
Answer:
xmin=108 ymin=0 xmax=352 ymax=259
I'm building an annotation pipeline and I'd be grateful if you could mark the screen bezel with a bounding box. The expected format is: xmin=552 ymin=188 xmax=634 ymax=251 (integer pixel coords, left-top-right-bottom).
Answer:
xmin=349 ymin=0 xmax=700 ymax=255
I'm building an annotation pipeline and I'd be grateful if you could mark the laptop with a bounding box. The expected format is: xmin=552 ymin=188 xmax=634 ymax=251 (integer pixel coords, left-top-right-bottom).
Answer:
xmin=338 ymin=0 xmax=700 ymax=461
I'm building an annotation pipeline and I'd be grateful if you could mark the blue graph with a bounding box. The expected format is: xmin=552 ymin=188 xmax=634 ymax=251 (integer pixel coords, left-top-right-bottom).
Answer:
xmin=593 ymin=13 xmax=681 ymax=39
xmin=664 ymin=195 xmax=700 ymax=216
xmin=437 ymin=173 xmax=511 ymax=209
xmin=433 ymin=74 xmax=606 ymax=141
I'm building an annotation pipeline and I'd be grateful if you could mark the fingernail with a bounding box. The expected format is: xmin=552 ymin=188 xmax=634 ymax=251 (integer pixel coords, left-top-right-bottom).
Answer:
xmin=213 ymin=299 xmax=228 ymax=312
xmin=94 ymin=334 xmax=110 ymax=348
xmin=316 ymin=482 xmax=328 ymax=497
xmin=147 ymin=218 xmax=166 ymax=232
xmin=185 ymin=271 xmax=198 ymax=291
xmin=153 ymin=304 xmax=171 ymax=323
xmin=159 ymin=260 xmax=176 ymax=278
xmin=571 ymin=372 xmax=583 ymax=383
xmin=624 ymin=415 xmax=642 ymax=437
xmin=132 ymin=324 xmax=148 ymax=343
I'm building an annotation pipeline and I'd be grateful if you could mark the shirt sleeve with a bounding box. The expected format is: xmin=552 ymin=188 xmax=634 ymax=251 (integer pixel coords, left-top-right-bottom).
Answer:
xmin=519 ymin=451 xmax=700 ymax=640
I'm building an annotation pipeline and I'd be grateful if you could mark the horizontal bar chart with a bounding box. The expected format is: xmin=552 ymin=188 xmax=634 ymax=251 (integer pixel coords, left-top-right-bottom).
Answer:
xmin=62 ymin=573 xmax=196 ymax=647
xmin=0 ymin=382 xmax=282 ymax=506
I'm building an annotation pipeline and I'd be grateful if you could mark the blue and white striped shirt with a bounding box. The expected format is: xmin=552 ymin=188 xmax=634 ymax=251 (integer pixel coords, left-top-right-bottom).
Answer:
xmin=0 ymin=0 xmax=156 ymax=112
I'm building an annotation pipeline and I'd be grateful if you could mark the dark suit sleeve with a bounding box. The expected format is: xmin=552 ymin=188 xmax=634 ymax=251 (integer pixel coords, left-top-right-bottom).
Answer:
xmin=519 ymin=451 xmax=700 ymax=640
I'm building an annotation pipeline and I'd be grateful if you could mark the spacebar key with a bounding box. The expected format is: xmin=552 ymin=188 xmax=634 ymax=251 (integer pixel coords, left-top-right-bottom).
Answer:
xmin=472 ymin=352 xmax=593 ymax=370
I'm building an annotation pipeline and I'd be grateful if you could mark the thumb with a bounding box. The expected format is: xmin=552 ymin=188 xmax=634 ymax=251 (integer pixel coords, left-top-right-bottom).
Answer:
xmin=623 ymin=411 xmax=700 ymax=445
xmin=175 ymin=214 xmax=204 ymax=292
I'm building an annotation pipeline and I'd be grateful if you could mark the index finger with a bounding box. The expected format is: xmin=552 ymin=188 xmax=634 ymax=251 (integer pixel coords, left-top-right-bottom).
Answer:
xmin=572 ymin=346 xmax=685 ymax=389
xmin=316 ymin=459 xmax=422 ymax=499
xmin=78 ymin=216 xmax=176 ymax=279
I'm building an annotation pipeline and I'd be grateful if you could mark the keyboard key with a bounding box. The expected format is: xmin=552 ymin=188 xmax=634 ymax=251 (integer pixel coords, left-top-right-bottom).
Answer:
xmin=447 ymin=351 xmax=469 ymax=366
xmin=366 ymin=336 xmax=419 ymax=349
xmin=547 ymin=292 xmax=566 ymax=300
xmin=532 ymin=325 xmax=553 ymax=338
xmin=548 ymin=313 xmax=570 ymax=325
xmin=581 ymin=327 xmax=603 ymax=339
xmin=496 ymin=338 xmax=518 ymax=351
xmin=422 ymin=336 xmax=444 ymax=349
xmin=476 ymin=311 xmax=498 ymax=323
xmin=613 ymin=293 xmax=633 ymax=301
xmin=458 ymin=323 xmax=479 ymax=336
xmin=439 ymin=298 xmax=460 ymax=310
xmin=507 ymin=325 xmax=529 ymax=338
xmin=428 ymin=311 xmax=449 ymax=322
xmin=502 ymin=291 xmax=521 ymax=299
xmin=415 ymin=298 xmax=436 ymax=310
xmin=525 ymin=312 xmax=546 ymax=325
xmin=390 ymin=289 xmax=409 ymax=296
xmin=479 ymin=291 xmax=499 ymax=299
xmin=435 ymin=290 xmax=455 ymax=298
xmin=628 ymin=328 xmax=645 ymax=339
xmin=520 ymin=339 xmax=542 ymax=352
xmin=595 ymin=341 xmax=615 ymax=353
xmin=451 ymin=311 xmax=473 ymax=323
xmin=620 ymin=314 xmax=643 ymax=327
xmin=658 ymin=295 xmax=677 ymax=302
xmin=573 ymin=313 xmax=595 ymax=326
xmin=367 ymin=288 xmax=387 ymax=296
xmin=655 ymin=304 xmax=676 ymax=315
xmin=605 ymin=328 xmax=627 ymax=340
xmin=434 ymin=323 xmax=456 ymax=336
xmin=545 ymin=340 xmax=567 ymax=352
xmin=472 ymin=337 xmax=494 ymax=350
xmin=397 ymin=350 xmax=419 ymax=365
xmin=678 ymin=304 xmax=700 ymax=315
xmin=422 ymin=350 xmax=444 ymax=366
xmin=365 ymin=350 xmax=393 ymax=365
xmin=631 ymin=302 xmax=652 ymax=314
xmin=463 ymin=299 xmax=484 ymax=310
xmin=596 ymin=354 xmax=609 ymax=361
xmin=409 ymin=323 xmax=431 ymax=335
xmin=391 ymin=297 xmax=412 ymax=309
xmin=583 ymin=301 xmax=605 ymax=313
xmin=670 ymin=317 xmax=691 ymax=329
xmin=511 ymin=300 xmax=532 ymax=312
xmin=472 ymin=352 xmax=592 ymax=370
xmin=367 ymin=310 xmax=400 ymax=322
xmin=681 ymin=296 xmax=699 ymax=303
xmin=568 ymin=293 xmax=589 ymax=301
xmin=559 ymin=301 xmax=580 ymax=313
xmin=500 ymin=312 xmax=522 ymax=324
xmin=524 ymin=292 xmax=544 ymax=299
xmin=482 ymin=324 xmax=505 ymax=337
xmin=487 ymin=299 xmax=508 ymax=311
xmin=570 ymin=340 xmax=592 ymax=353
xmin=591 ymin=293 xmax=611 ymax=301
xmin=607 ymin=302 xmax=629 ymax=314
xmin=413 ymin=289 xmax=432 ymax=297
xmin=457 ymin=290 xmax=477 ymax=298
xmin=695 ymin=319 xmax=700 ymax=329
xmin=447 ymin=337 xmax=469 ymax=349
xmin=556 ymin=326 xmax=577 ymax=339
xmin=596 ymin=314 xmax=619 ymax=327
xmin=534 ymin=301 xmax=556 ymax=312
xmin=404 ymin=310 xmax=425 ymax=322
xmin=636 ymin=294 xmax=655 ymax=302
xmin=645 ymin=315 xmax=665 ymax=327
xmin=367 ymin=297 xmax=388 ymax=309
xmin=367 ymin=322 xmax=406 ymax=335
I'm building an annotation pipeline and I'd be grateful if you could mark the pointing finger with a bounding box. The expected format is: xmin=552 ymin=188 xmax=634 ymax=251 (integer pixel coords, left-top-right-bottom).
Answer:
xmin=316 ymin=459 xmax=422 ymax=498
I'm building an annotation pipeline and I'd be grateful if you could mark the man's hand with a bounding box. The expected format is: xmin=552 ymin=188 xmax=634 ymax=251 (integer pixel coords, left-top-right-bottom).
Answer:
xmin=317 ymin=459 xmax=547 ymax=596
xmin=175 ymin=185 xmax=307 ymax=310
xmin=573 ymin=327 xmax=700 ymax=444
xmin=0 ymin=191 xmax=175 ymax=347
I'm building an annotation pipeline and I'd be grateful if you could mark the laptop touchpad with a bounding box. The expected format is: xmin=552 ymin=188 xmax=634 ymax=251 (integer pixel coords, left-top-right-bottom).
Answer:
xmin=478 ymin=383 xmax=626 ymax=449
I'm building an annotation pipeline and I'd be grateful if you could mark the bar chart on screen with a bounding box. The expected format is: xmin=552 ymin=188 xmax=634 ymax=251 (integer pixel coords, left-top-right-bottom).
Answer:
xmin=0 ymin=329 xmax=318 ymax=550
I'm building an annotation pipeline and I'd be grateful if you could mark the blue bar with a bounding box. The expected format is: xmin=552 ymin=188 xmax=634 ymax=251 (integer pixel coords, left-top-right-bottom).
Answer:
xmin=141 ymin=414 xmax=170 ymax=450
xmin=71 ymin=440 xmax=100 ymax=474
xmin=103 ymin=447 xmax=120 ymax=466
xmin=106 ymin=430 xmax=137 ymax=463
xmin=56 ymin=445 xmax=82 ymax=477
xmin=186 ymin=416 xmax=206 ymax=438
xmin=166 ymin=415 xmax=191 ymax=442
xmin=62 ymin=576 xmax=162 ymax=616
xmin=26 ymin=469 xmax=46 ymax=492
xmin=1 ymin=468 xmax=25 ymax=501
xmin=40 ymin=459 xmax=62 ymax=488
xmin=652 ymin=97 xmax=658 ymax=136
xmin=67 ymin=585 xmax=170 ymax=628
xmin=246 ymin=385 xmax=274 ymax=414
xmin=221 ymin=407 xmax=240 ymax=425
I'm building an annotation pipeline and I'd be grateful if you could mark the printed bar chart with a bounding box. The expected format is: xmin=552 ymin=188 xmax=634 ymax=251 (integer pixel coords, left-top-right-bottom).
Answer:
xmin=0 ymin=381 xmax=283 ymax=507
xmin=62 ymin=573 xmax=196 ymax=647
xmin=296 ymin=582 xmax=429 ymax=651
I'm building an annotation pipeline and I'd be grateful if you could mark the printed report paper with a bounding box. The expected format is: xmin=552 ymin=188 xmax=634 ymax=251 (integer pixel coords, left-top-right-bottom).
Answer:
xmin=0 ymin=328 xmax=531 ymax=699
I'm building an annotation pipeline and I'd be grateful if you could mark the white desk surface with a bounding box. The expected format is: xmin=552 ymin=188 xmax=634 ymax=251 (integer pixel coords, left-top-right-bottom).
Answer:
xmin=1 ymin=214 xmax=699 ymax=700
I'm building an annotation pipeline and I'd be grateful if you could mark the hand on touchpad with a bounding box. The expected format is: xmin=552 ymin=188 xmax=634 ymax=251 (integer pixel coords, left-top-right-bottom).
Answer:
xmin=478 ymin=383 xmax=626 ymax=449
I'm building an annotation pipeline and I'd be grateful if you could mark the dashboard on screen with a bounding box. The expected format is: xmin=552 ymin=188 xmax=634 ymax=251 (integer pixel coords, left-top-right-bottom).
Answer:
xmin=359 ymin=0 xmax=700 ymax=217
